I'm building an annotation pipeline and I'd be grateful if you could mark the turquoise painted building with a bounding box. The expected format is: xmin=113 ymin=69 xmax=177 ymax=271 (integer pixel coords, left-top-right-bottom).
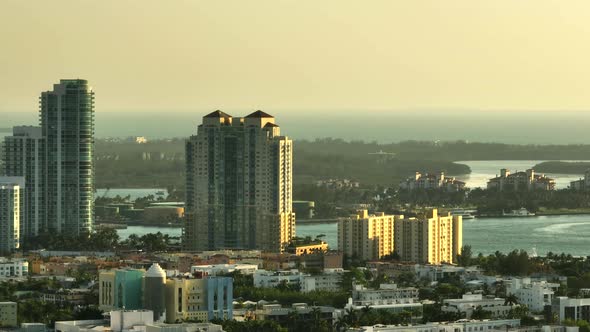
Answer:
xmin=99 ymin=268 xmax=145 ymax=311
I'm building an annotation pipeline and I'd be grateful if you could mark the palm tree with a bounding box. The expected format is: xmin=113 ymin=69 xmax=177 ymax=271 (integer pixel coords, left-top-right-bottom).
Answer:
xmin=504 ymin=294 xmax=519 ymax=306
xmin=310 ymin=307 xmax=323 ymax=331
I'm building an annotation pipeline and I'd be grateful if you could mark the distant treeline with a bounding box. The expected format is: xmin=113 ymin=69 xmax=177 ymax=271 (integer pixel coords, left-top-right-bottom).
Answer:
xmin=84 ymin=138 xmax=590 ymax=188
xmin=533 ymin=161 xmax=590 ymax=174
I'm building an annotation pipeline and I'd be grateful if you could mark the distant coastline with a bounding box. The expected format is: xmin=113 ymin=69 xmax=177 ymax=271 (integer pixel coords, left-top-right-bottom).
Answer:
xmin=532 ymin=161 xmax=590 ymax=175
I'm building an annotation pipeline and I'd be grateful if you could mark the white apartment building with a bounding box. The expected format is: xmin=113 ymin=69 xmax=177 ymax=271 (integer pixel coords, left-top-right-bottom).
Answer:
xmin=338 ymin=210 xmax=395 ymax=261
xmin=414 ymin=264 xmax=481 ymax=282
xmin=190 ymin=264 xmax=258 ymax=276
xmin=350 ymin=319 xmax=522 ymax=332
xmin=0 ymin=258 xmax=28 ymax=277
xmin=300 ymin=269 xmax=345 ymax=293
xmin=552 ymin=297 xmax=590 ymax=323
xmin=506 ymin=278 xmax=559 ymax=312
xmin=442 ymin=293 xmax=515 ymax=319
xmin=351 ymin=283 xmax=419 ymax=306
xmin=253 ymin=269 xmax=307 ymax=288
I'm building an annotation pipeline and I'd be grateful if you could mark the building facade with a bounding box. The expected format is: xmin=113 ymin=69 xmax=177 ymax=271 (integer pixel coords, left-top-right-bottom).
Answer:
xmin=184 ymin=111 xmax=294 ymax=252
xmin=253 ymin=269 xmax=306 ymax=288
xmin=165 ymin=276 xmax=233 ymax=323
xmin=3 ymin=126 xmax=45 ymax=238
xmin=0 ymin=302 xmax=17 ymax=327
xmin=0 ymin=258 xmax=28 ymax=277
xmin=394 ymin=209 xmax=462 ymax=264
xmin=41 ymin=79 xmax=95 ymax=236
xmin=570 ymin=169 xmax=590 ymax=191
xmin=488 ymin=169 xmax=555 ymax=191
xmin=506 ymin=278 xmax=559 ymax=312
xmin=99 ymin=268 xmax=146 ymax=311
xmin=553 ymin=297 xmax=590 ymax=323
xmin=338 ymin=210 xmax=395 ymax=261
xmin=400 ymin=172 xmax=466 ymax=192
xmin=0 ymin=177 xmax=24 ymax=253
xmin=442 ymin=293 xmax=515 ymax=319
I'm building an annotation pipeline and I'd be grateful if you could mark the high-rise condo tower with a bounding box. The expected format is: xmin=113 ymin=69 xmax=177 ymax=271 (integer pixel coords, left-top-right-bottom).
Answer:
xmin=40 ymin=79 xmax=94 ymax=236
xmin=184 ymin=111 xmax=295 ymax=252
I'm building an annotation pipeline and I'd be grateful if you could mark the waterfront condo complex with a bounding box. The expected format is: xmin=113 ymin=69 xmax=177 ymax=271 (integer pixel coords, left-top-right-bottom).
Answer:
xmin=487 ymin=168 xmax=555 ymax=191
xmin=184 ymin=111 xmax=295 ymax=252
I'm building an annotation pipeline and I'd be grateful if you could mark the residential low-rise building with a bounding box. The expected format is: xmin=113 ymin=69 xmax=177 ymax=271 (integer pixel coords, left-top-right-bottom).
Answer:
xmin=570 ymin=170 xmax=590 ymax=191
xmin=253 ymin=269 xmax=307 ymax=288
xmin=442 ymin=293 xmax=515 ymax=318
xmin=347 ymin=319 xmax=522 ymax=332
xmin=488 ymin=169 xmax=555 ymax=191
xmin=190 ymin=264 xmax=258 ymax=276
xmin=506 ymin=278 xmax=559 ymax=312
xmin=55 ymin=310 xmax=224 ymax=332
xmin=286 ymin=241 xmax=328 ymax=256
xmin=256 ymin=303 xmax=336 ymax=327
xmin=0 ymin=258 xmax=28 ymax=277
xmin=300 ymin=250 xmax=343 ymax=270
xmin=400 ymin=172 xmax=466 ymax=192
xmin=0 ymin=302 xmax=17 ymax=327
xmin=552 ymin=297 xmax=590 ymax=323
xmin=300 ymin=269 xmax=345 ymax=293
xmin=41 ymin=289 xmax=90 ymax=305
xmin=351 ymin=283 xmax=419 ymax=307
xmin=367 ymin=262 xmax=481 ymax=282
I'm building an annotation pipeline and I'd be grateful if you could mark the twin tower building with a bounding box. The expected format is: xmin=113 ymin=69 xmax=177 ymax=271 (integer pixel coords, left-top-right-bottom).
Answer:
xmin=184 ymin=110 xmax=296 ymax=252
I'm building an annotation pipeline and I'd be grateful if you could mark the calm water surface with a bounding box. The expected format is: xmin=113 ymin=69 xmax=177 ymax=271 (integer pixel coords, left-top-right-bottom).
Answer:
xmin=118 ymin=214 xmax=590 ymax=257
xmin=456 ymin=160 xmax=585 ymax=189
xmin=111 ymin=160 xmax=590 ymax=256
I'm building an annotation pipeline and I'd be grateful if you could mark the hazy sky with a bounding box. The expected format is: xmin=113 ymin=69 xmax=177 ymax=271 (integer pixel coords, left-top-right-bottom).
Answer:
xmin=2 ymin=1 xmax=590 ymax=114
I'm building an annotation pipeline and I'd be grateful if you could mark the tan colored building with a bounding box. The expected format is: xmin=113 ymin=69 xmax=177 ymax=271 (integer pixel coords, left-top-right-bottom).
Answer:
xmin=0 ymin=302 xmax=17 ymax=327
xmin=394 ymin=209 xmax=462 ymax=264
xmin=338 ymin=210 xmax=395 ymax=261
xmin=184 ymin=111 xmax=295 ymax=253
xmin=143 ymin=206 xmax=184 ymax=223
xmin=165 ymin=276 xmax=233 ymax=323
xmin=165 ymin=278 xmax=209 ymax=323
xmin=287 ymin=242 xmax=328 ymax=256
xmin=487 ymin=168 xmax=555 ymax=191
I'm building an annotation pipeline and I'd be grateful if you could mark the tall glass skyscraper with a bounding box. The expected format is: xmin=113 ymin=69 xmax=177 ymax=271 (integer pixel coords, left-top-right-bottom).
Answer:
xmin=184 ymin=111 xmax=295 ymax=252
xmin=40 ymin=79 xmax=94 ymax=236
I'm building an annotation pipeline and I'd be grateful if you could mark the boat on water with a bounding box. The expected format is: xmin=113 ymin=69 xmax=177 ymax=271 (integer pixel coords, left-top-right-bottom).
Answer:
xmin=450 ymin=209 xmax=477 ymax=220
xmin=502 ymin=207 xmax=535 ymax=217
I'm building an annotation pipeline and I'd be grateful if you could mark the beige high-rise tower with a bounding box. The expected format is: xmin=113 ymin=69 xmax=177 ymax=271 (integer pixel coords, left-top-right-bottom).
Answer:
xmin=184 ymin=111 xmax=295 ymax=252
xmin=338 ymin=210 xmax=395 ymax=261
xmin=394 ymin=209 xmax=462 ymax=264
